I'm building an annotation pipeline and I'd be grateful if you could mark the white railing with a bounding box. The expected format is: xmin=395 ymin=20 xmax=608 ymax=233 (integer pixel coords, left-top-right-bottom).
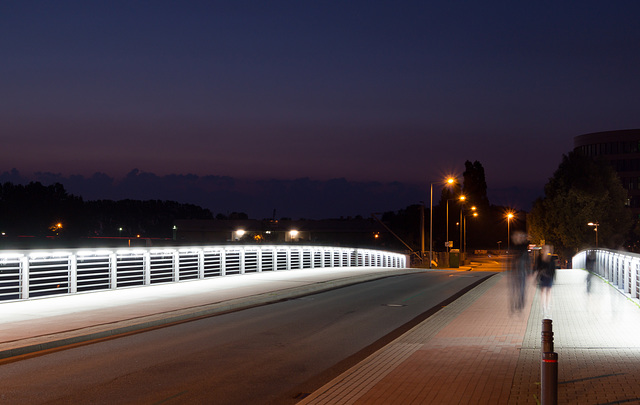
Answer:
xmin=0 ymin=245 xmax=408 ymax=302
xmin=573 ymin=249 xmax=640 ymax=301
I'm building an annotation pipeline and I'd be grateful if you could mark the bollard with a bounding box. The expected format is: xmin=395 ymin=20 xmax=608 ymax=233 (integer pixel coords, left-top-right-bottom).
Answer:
xmin=541 ymin=319 xmax=558 ymax=405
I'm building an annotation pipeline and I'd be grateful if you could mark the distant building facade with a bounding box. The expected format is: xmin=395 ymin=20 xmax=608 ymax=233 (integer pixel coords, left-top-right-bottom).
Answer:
xmin=574 ymin=129 xmax=640 ymax=215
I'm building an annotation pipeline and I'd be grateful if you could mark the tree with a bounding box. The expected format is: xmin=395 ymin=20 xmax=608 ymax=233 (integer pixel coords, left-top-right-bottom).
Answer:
xmin=528 ymin=151 xmax=632 ymax=260
xmin=462 ymin=160 xmax=490 ymax=210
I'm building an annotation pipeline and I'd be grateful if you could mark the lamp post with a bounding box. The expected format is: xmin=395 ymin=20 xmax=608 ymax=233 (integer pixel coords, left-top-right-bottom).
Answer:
xmin=588 ymin=222 xmax=599 ymax=247
xmin=429 ymin=177 xmax=456 ymax=268
xmin=507 ymin=214 xmax=513 ymax=252
xmin=463 ymin=207 xmax=477 ymax=255
xmin=420 ymin=201 xmax=425 ymax=262
xmin=447 ymin=194 xmax=465 ymax=252
xmin=457 ymin=195 xmax=466 ymax=250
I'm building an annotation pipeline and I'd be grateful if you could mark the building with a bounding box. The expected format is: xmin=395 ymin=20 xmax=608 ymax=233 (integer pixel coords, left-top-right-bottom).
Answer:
xmin=574 ymin=129 xmax=640 ymax=215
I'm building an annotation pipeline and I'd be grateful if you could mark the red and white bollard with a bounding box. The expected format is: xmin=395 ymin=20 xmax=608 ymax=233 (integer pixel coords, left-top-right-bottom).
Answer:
xmin=541 ymin=319 xmax=558 ymax=405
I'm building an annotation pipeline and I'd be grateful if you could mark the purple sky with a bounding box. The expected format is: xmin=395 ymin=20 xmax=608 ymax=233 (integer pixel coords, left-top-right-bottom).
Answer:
xmin=2 ymin=2 xmax=639 ymax=218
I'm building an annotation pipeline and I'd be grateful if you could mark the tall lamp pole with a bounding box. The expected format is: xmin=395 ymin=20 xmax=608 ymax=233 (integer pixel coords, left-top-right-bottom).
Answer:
xmin=463 ymin=206 xmax=477 ymax=255
xmin=429 ymin=177 xmax=456 ymax=268
xmin=458 ymin=195 xmax=466 ymax=250
xmin=430 ymin=183 xmax=433 ymax=268
xmin=506 ymin=212 xmax=514 ymax=252
xmin=446 ymin=194 xmax=464 ymax=252
xmin=420 ymin=201 xmax=425 ymax=261
xmin=588 ymin=222 xmax=599 ymax=247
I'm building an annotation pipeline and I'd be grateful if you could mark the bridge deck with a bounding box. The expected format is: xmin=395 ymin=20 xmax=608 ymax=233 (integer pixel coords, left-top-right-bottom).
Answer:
xmin=2 ymin=266 xmax=640 ymax=404
xmin=0 ymin=267 xmax=421 ymax=358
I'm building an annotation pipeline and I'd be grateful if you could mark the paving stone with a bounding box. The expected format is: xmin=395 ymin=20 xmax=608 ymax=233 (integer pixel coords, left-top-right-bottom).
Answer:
xmin=300 ymin=269 xmax=640 ymax=405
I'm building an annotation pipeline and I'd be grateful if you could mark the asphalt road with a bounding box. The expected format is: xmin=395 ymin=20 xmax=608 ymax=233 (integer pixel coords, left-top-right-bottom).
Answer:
xmin=0 ymin=270 xmax=495 ymax=405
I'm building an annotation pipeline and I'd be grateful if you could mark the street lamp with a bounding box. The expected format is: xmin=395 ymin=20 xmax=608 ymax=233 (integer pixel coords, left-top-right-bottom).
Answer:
xmin=430 ymin=176 xmax=456 ymax=268
xmin=234 ymin=229 xmax=245 ymax=241
xmin=588 ymin=222 xmax=599 ymax=247
xmin=420 ymin=201 xmax=425 ymax=261
xmin=446 ymin=194 xmax=465 ymax=252
xmin=457 ymin=196 xmax=467 ymax=251
xmin=506 ymin=211 xmax=515 ymax=252
xmin=463 ymin=206 xmax=478 ymax=255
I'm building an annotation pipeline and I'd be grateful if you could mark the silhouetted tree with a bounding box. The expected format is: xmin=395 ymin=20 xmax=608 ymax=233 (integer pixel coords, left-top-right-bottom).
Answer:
xmin=462 ymin=160 xmax=490 ymax=210
xmin=528 ymin=151 xmax=632 ymax=260
xmin=0 ymin=182 xmax=85 ymax=238
xmin=0 ymin=181 xmax=213 ymax=246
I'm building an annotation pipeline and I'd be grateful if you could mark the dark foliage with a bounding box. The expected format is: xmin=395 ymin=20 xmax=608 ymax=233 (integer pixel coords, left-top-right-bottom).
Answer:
xmin=0 ymin=182 xmax=213 ymax=247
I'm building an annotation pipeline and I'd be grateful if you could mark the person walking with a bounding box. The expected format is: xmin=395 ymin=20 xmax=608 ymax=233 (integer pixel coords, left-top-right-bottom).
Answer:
xmin=508 ymin=231 xmax=530 ymax=313
xmin=536 ymin=245 xmax=557 ymax=319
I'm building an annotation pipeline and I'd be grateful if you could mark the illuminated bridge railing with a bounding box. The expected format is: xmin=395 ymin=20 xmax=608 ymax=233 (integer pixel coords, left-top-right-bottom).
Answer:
xmin=573 ymin=249 xmax=640 ymax=301
xmin=0 ymin=245 xmax=408 ymax=302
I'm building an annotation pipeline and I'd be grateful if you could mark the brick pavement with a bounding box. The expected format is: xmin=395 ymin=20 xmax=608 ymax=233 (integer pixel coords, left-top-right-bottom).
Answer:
xmin=300 ymin=269 xmax=640 ymax=405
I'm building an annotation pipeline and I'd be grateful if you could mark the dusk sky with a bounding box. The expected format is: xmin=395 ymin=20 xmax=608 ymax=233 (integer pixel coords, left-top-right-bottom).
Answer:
xmin=2 ymin=2 xmax=639 ymax=218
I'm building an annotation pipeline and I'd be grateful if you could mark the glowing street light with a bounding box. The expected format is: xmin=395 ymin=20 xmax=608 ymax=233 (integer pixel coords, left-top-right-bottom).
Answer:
xmin=463 ymin=206 xmax=478 ymax=254
xmin=429 ymin=176 xmax=456 ymax=268
xmin=234 ymin=229 xmax=245 ymax=241
xmin=446 ymin=194 xmax=466 ymax=251
xmin=588 ymin=222 xmax=599 ymax=247
xmin=289 ymin=230 xmax=299 ymax=242
xmin=506 ymin=211 xmax=515 ymax=252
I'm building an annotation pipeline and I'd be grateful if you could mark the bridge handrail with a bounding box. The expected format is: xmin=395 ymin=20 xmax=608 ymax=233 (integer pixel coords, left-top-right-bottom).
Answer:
xmin=0 ymin=245 xmax=408 ymax=302
xmin=573 ymin=248 xmax=640 ymax=301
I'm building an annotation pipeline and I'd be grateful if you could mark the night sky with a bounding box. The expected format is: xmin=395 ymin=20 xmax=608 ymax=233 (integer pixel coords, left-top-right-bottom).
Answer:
xmin=2 ymin=2 xmax=639 ymax=218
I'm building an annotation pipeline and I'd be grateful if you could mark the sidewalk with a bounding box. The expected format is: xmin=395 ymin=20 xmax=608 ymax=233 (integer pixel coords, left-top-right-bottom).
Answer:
xmin=299 ymin=269 xmax=640 ymax=405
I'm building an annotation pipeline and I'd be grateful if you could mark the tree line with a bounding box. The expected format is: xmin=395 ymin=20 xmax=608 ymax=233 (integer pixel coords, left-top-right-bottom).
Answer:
xmin=0 ymin=160 xmax=525 ymax=253
xmin=0 ymin=182 xmax=213 ymax=247
xmin=3 ymin=152 xmax=630 ymax=260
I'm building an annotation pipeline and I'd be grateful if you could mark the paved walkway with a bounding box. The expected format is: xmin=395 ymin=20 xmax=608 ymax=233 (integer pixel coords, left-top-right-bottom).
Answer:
xmin=299 ymin=269 xmax=640 ymax=405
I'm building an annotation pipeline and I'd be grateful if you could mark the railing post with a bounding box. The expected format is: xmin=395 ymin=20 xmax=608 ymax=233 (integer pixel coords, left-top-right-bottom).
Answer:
xmin=173 ymin=250 xmax=180 ymax=282
xmin=220 ymin=248 xmax=226 ymax=276
xmin=240 ymin=247 xmax=245 ymax=274
xmin=69 ymin=254 xmax=78 ymax=294
xmin=144 ymin=251 xmax=151 ymax=285
xmin=198 ymin=249 xmax=205 ymax=279
xmin=20 ymin=255 xmax=29 ymax=299
xmin=541 ymin=319 xmax=558 ymax=405
xmin=109 ymin=252 xmax=117 ymax=289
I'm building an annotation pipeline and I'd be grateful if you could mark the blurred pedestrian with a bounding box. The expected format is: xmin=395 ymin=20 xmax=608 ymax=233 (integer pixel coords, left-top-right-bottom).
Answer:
xmin=586 ymin=250 xmax=596 ymax=293
xmin=536 ymin=245 xmax=557 ymax=319
xmin=508 ymin=231 xmax=530 ymax=313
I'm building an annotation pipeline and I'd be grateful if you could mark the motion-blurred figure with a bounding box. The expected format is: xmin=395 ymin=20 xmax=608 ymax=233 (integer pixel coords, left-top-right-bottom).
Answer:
xmin=508 ymin=231 xmax=530 ymax=313
xmin=586 ymin=250 xmax=596 ymax=293
xmin=536 ymin=245 xmax=557 ymax=319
